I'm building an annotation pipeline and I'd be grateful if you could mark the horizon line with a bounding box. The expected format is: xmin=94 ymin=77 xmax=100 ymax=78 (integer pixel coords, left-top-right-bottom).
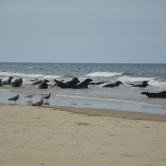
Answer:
xmin=0 ymin=62 xmax=166 ymax=64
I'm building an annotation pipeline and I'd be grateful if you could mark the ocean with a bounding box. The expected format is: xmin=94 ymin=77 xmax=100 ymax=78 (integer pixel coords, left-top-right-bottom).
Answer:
xmin=0 ymin=62 xmax=166 ymax=115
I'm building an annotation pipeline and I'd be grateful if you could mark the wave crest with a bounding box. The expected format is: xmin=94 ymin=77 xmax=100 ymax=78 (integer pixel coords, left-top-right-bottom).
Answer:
xmin=118 ymin=76 xmax=166 ymax=89
xmin=118 ymin=76 xmax=154 ymax=83
xmin=0 ymin=71 xmax=62 ymax=79
xmin=86 ymin=71 xmax=123 ymax=77
xmin=149 ymin=79 xmax=166 ymax=89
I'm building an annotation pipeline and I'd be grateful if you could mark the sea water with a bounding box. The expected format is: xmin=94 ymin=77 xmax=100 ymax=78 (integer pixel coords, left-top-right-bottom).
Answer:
xmin=0 ymin=63 xmax=166 ymax=114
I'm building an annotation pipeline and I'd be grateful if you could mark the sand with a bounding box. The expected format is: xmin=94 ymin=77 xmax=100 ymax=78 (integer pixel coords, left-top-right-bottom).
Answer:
xmin=0 ymin=104 xmax=166 ymax=166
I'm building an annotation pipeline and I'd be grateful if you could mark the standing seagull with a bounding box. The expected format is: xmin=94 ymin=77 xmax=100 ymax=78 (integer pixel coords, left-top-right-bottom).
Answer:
xmin=25 ymin=95 xmax=33 ymax=102
xmin=8 ymin=95 xmax=20 ymax=104
xmin=0 ymin=79 xmax=2 ymax=86
xmin=32 ymin=99 xmax=43 ymax=108
xmin=41 ymin=92 xmax=51 ymax=102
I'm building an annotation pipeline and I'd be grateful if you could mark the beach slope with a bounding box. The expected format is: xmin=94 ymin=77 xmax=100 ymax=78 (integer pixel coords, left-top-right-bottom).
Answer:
xmin=0 ymin=104 xmax=166 ymax=166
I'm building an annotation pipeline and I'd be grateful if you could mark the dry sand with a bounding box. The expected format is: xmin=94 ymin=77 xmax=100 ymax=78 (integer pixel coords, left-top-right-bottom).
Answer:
xmin=0 ymin=104 xmax=166 ymax=166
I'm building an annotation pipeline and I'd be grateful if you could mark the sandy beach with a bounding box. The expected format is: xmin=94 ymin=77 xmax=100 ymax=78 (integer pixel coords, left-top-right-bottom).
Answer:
xmin=0 ymin=104 xmax=166 ymax=166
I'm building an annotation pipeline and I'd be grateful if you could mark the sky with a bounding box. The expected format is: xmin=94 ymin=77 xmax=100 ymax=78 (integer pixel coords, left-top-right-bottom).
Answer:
xmin=0 ymin=0 xmax=166 ymax=63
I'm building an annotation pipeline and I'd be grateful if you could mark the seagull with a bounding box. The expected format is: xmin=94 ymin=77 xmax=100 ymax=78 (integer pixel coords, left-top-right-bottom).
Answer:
xmin=32 ymin=99 xmax=43 ymax=108
xmin=25 ymin=95 xmax=33 ymax=102
xmin=8 ymin=95 xmax=20 ymax=104
xmin=41 ymin=92 xmax=51 ymax=102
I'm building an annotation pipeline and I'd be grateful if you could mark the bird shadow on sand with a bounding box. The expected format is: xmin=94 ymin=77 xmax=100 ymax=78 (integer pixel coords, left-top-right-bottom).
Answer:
xmin=44 ymin=102 xmax=50 ymax=106
xmin=26 ymin=101 xmax=33 ymax=104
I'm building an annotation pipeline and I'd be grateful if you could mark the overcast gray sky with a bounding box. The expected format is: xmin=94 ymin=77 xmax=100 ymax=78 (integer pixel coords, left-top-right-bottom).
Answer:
xmin=0 ymin=0 xmax=166 ymax=63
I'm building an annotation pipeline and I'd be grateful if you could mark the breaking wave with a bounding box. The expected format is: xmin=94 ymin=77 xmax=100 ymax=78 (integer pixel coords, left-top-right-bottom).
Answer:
xmin=1 ymin=70 xmax=166 ymax=89
xmin=0 ymin=71 xmax=62 ymax=79
xmin=148 ymin=79 xmax=166 ymax=89
xmin=86 ymin=71 xmax=123 ymax=77
xmin=118 ymin=76 xmax=154 ymax=83
xmin=117 ymin=76 xmax=166 ymax=89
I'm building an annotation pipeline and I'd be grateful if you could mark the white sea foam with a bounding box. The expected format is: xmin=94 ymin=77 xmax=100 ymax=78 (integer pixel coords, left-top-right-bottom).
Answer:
xmin=86 ymin=71 xmax=123 ymax=77
xmin=43 ymin=75 xmax=62 ymax=79
xmin=27 ymin=67 xmax=35 ymax=70
xmin=118 ymin=76 xmax=154 ymax=83
xmin=148 ymin=79 xmax=166 ymax=89
xmin=117 ymin=76 xmax=166 ymax=89
xmin=0 ymin=71 xmax=62 ymax=80
xmin=0 ymin=71 xmax=45 ymax=78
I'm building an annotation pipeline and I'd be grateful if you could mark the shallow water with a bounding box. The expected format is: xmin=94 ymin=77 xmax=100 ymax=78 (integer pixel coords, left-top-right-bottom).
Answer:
xmin=0 ymin=84 xmax=166 ymax=115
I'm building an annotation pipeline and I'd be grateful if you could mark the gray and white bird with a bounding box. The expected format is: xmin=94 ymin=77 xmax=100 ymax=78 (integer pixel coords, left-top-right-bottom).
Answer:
xmin=25 ymin=95 xmax=33 ymax=102
xmin=41 ymin=92 xmax=51 ymax=102
xmin=8 ymin=95 xmax=20 ymax=104
xmin=32 ymin=99 xmax=43 ymax=108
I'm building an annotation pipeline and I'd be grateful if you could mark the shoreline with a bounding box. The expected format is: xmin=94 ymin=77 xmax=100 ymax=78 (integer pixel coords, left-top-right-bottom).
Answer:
xmin=1 ymin=103 xmax=166 ymax=122
xmin=1 ymin=86 xmax=166 ymax=116
xmin=54 ymin=106 xmax=166 ymax=122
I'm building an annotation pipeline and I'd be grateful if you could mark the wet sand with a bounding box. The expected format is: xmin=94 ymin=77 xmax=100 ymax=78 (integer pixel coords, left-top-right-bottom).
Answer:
xmin=0 ymin=104 xmax=166 ymax=166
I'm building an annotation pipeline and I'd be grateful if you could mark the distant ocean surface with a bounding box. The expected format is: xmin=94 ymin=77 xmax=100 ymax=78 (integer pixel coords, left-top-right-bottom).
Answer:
xmin=0 ymin=63 xmax=166 ymax=115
